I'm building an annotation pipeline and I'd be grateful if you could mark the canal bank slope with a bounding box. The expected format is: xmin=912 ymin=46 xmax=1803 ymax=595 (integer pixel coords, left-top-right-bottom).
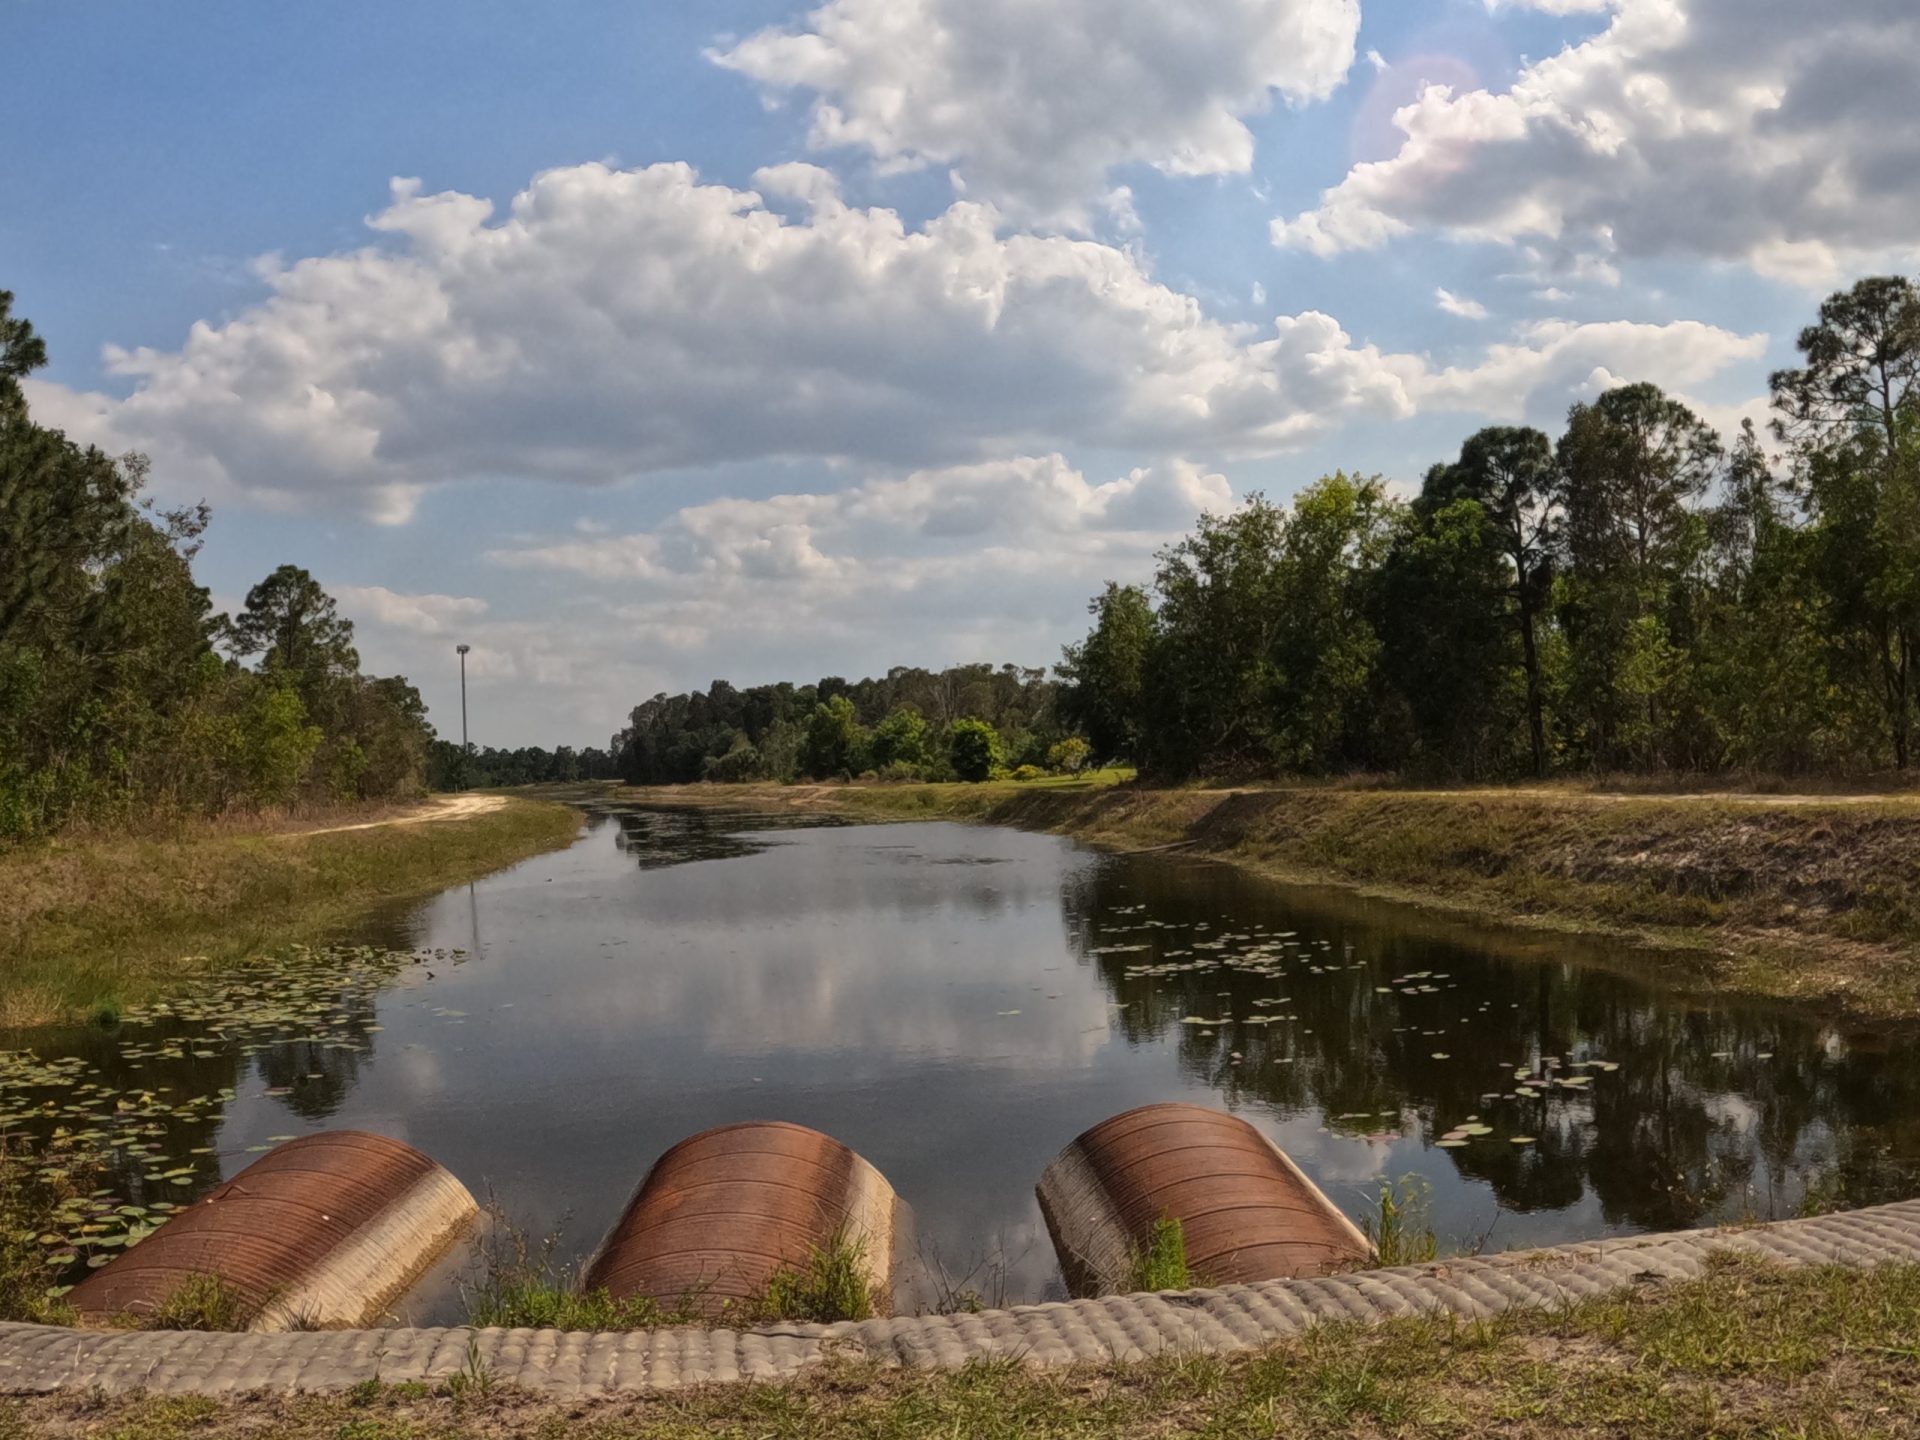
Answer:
xmin=623 ymin=779 xmax=1920 ymax=1020
xmin=0 ymin=795 xmax=580 ymax=1027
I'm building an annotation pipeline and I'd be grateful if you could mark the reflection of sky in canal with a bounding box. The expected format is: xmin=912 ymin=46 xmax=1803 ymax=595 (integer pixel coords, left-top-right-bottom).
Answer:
xmin=13 ymin=806 xmax=1920 ymax=1318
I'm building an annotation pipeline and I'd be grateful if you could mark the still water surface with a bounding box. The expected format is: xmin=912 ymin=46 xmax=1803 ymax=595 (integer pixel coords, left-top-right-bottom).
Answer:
xmin=17 ymin=803 xmax=1920 ymax=1316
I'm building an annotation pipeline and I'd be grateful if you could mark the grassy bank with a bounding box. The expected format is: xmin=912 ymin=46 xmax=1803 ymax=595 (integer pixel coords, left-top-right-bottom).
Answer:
xmin=627 ymin=776 xmax=1920 ymax=1018
xmin=0 ymin=797 xmax=580 ymax=1027
xmin=12 ymin=1258 xmax=1920 ymax=1437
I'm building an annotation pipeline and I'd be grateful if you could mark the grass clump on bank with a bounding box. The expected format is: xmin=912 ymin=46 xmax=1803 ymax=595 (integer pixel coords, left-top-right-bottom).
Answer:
xmin=18 ymin=1258 xmax=1920 ymax=1437
xmin=464 ymin=1212 xmax=879 ymax=1331
xmin=749 ymin=1226 xmax=879 ymax=1324
xmin=1364 ymin=1177 xmax=1441 ymax=1268
xmin=462 ymin=1207 xmax=708 ymax=1332
xmin=1126 ymin=1216 xmax=1192 ymax=1293
xmin=133 ymin=1274 xmax=248 ymax=1332
xmin=0 ymin=796 xmax=579 ymax=1027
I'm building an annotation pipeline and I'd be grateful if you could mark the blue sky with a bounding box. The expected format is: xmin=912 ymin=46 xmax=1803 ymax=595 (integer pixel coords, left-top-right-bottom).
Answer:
xmin=7 ymin=0 xmax=1914 ymax=746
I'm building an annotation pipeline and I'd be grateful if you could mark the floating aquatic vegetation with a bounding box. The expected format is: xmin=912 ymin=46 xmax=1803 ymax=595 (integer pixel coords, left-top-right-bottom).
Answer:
xmin=0 ymin=942 xmax=432 ymax=1291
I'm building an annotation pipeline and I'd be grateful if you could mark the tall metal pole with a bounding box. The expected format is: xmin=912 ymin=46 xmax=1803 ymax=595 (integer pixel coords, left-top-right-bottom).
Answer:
xmin=456 ymin=643 xmax=471 ymax=789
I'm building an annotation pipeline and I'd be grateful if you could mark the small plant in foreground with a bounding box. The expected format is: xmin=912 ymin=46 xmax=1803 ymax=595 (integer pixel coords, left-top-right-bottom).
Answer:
xmin=442 ymin=1334 xmax=493 ymax=1402
xmin=141 ymin=1273 xmax=248 ymax=1331
xmin=461 ymin=1200 xmax=704 ymax=1330
xmin=1364 ymin=1176 xmax=1438 ymax=1268
xmin=752 ymin=1226 xmax=879 ymax=1323
xmin=1127 ymin=1215 xmax=1192 ymax=1293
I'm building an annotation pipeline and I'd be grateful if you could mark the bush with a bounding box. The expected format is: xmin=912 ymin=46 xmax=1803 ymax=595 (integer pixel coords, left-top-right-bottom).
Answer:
xmin=702 ymin=743 xmax=765 ymax=784
xmin=947 ymin=718 xmax=1003 ymax=783
xmin=1011 ymin=764 xmax=1045 ymax=781
xmin=1047 ymin=736 xmax=1092 ymax=773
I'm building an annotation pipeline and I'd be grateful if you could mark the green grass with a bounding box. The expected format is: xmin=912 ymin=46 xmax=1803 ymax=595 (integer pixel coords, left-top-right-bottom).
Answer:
xmin=0 ymin=797 xmax=580 ymax=1026
xmin=131 ymin=1273 xmax=248 ymax=1332
xmin=1126 ymin=1216 xmax=1192 ymax=1293
xmin=15 ymin=1258 xmax=1920 ymax=1437
xmin=751 ymin=1226 xmax=879 ymax=1324
xmin=461 ymin=1207 xmax=707 ymax=1332
xmin=1364 ymin=1176 xmax=1440 ymax=1268
xmin=469 ymin=1284 xmax=699 ymax=1332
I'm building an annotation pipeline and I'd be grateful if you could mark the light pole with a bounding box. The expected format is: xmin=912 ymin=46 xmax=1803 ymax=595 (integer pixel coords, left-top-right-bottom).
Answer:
xmin=456 ymin=644 xmax=471 ymax=789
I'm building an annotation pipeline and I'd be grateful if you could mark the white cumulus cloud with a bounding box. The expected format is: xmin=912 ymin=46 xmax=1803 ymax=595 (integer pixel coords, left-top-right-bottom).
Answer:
xmin=1274 ymin=0 xmax=1920 ymax=284
xmin=711 ymin=0 xmax=1361 ymax=230
xmin=1435 ymin=287 xmax=1489 ymax=320
xmin=333 ymin=585 xmax=488 ymax=636
xmin=27 ymin=161 xmax=1767 ymax=527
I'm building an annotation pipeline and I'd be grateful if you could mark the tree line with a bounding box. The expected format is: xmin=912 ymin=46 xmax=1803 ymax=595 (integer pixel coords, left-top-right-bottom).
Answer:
xmin=1061 ymin=275 xmax=1920 ymax=780
xmin=1 ymin=293 xmax=439 ymax=841
xmin=428 ymin=741 xmax=620 ymax=790
xmin=613 ymin=664 xmax=1084 ymax=785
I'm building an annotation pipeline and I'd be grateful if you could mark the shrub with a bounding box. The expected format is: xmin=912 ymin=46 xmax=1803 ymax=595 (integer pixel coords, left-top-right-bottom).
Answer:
xmin=946 ymin=718 xmax=1003 ymax=783
xmin=1047 ymin=736 xmax=1092 ymax=773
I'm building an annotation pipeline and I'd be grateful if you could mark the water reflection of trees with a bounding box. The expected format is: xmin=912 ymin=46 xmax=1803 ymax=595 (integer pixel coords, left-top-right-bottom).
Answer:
xmin=1062 ymin=855 xmax=1920 ymax=1231
xmin=251 ymin=983 xmax=384 ymax=1120
xmin=20 ymin=964 xmax=394 ymax=1205
xmin=601 ymin=805 xmax=842 ymax=870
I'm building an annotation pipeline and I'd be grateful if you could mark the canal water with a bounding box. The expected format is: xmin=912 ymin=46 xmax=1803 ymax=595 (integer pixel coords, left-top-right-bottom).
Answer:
xmin=11 ymin=802 xmax=1920 ymax=1318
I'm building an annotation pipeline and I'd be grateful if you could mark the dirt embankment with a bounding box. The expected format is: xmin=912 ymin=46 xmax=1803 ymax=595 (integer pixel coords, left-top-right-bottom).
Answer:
xmin=628 ymin=780 xmax=1920 ymax=1019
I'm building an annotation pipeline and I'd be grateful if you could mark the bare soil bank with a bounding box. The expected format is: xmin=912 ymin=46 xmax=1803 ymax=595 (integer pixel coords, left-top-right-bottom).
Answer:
xmin=620 ymin=779 xmax=1920 ymax=1020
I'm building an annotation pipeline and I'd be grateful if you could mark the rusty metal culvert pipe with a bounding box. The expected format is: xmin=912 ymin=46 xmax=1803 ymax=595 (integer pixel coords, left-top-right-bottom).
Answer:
xmin=582 ymin=1121 xmax=906 ymax=1319
xmin=1037 ymin=1102 xmax=1373 ymax=1297
xmin=69 ymin=1130 xmax=478 ymax=1332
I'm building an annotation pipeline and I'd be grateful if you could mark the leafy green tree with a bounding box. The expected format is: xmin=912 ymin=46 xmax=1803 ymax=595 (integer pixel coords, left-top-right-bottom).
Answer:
xmin=0 ymin=295 xmax=437 ymax=837
xmin=703 ymin=734 xmax=766 ymax=783
xmin=236 ymin=677 xmax=322 ymax=806
xmin=1377 ymin=499 xmax=1524 ymax=776
xmin=802 ymin=694 xmax=869 ymax=778
xmin=0 ymin=290 xmax=48 ymax=419
xmin=1772 ymin=276 xmax=1920 ymax=766
xmin=227 ymin=565 xmax=361 ymax=708
xmin=1555 ymin=384 xmax=1722 ymax=768
xmin=1420 ymin=427 xmax=1558 ymax=774
xmin=1140 ymin=495 xmax=1289 ymax=776
xmin=947 ymin=717 xmax=1002 ymax=782
xmin=1269 ymin=473 xmax=1397 ymax=771
xmin=1058 ymin=583 xmax=1153 ymax=764
xmin=868 ymin=706 xmax=931 ymax=769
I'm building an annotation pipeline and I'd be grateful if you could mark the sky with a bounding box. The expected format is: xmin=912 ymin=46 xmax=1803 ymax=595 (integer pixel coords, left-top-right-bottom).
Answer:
xmin=6 ymin=0 xmax=1917 ymax=749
